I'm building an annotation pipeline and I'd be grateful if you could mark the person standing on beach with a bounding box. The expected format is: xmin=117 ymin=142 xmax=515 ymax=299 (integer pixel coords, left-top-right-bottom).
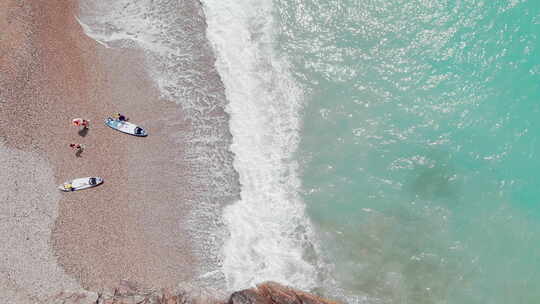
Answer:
xmin=69 ymin=143 xmax=84 ymax=149
xmin=69 ymin=143 xmax=85 ymax=152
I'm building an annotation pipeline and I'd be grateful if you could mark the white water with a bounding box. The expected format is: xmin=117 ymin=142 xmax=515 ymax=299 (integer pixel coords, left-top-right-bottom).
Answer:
xmin=77 ymin=0 xmax=320 ymax=292
xmin=201 ymin=0 xmax=320 ymax=291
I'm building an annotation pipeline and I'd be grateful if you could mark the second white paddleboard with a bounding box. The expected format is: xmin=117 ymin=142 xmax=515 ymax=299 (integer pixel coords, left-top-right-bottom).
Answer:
xmin=59 ymin=177 xmax=103 ymax=192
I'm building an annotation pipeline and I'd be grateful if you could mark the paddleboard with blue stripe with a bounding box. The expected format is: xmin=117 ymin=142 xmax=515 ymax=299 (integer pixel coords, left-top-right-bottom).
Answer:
xmin=105 ymin=117 xmax=148 ymax=137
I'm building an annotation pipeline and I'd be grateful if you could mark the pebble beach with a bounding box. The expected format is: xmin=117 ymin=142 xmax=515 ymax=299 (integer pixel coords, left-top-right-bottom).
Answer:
xmin=0 ymin=0 xmax=210 ymax=299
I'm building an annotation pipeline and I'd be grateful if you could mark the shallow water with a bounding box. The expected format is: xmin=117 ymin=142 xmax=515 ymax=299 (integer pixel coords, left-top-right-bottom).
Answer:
xmin=277 ymin=0 xmax=540 ymax=302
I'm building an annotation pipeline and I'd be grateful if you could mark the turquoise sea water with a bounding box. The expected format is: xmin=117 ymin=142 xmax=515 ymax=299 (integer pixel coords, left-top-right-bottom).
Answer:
xmin=277 ymin=0 xmax=540 ymax=302
xmin=77 ymin=0 xmax=540 ymax=301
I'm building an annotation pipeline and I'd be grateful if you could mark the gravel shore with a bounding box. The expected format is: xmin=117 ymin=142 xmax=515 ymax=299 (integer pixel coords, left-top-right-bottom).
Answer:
xmin=1 ymin=0 xmax=197 ymax=297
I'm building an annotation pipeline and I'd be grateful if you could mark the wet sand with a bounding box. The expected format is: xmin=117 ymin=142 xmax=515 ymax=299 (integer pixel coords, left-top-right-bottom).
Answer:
xmin=1 ymin=0 xmax=196 ymax=294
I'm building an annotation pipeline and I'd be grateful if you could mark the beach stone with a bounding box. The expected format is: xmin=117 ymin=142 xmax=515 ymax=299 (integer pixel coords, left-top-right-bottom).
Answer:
xmin=42 ymin=281 xmax=337 ymax=304
xmin=46 ymin=291 xmax=99 ymax=304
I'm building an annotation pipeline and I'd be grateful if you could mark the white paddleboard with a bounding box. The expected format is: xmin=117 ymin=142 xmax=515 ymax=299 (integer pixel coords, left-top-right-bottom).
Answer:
xmin=105 ymin=117 xmax=147 ymax=137
xmin=59 ymin=177 xmax=103 ymax=192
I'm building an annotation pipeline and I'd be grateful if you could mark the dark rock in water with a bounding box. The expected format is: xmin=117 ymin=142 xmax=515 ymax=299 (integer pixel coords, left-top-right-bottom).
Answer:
xmin=42 ymin=281 xmax=338 ymax=304
xmin=229 ymin=282 xmax=338 ymax=304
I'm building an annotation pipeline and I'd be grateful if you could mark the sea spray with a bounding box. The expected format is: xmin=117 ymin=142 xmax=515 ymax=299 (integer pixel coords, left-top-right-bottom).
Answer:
xmin=76 ymin=0 xmax=239 ymax=288
xmin=201 ymin=0 xmax=322 ymax=291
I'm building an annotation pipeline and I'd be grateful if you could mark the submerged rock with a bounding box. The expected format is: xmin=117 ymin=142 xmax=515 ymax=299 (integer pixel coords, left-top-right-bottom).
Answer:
xmin=229 ymin=282 xmax=338 ymax=304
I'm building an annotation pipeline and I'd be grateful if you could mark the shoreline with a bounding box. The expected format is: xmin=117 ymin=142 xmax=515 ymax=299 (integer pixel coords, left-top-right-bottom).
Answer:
xmin=1 ymin=0 xmax=200 ymax=296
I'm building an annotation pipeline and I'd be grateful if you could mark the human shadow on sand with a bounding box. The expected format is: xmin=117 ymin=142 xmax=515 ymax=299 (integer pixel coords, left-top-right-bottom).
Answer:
xmin=75 ymin=149 xmax=83 ymax=158
xmin=78 ymin=128 xmax=89 ymax=137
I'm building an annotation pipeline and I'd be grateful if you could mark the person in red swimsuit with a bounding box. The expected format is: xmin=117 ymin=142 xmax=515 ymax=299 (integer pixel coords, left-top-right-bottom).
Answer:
xmin=72 ymin=118 xmax=90 ymax=128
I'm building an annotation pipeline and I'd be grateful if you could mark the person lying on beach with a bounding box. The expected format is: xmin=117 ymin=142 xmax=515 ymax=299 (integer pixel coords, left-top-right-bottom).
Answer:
xmin=72 ymin=118 xmax=90 ymax=128
xmin=113 ymin=113 xmax=128 ymax=121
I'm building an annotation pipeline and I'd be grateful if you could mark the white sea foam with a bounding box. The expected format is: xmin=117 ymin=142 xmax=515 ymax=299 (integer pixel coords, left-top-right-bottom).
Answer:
xmin=201 ymin=0 xmax=320 ymax=291
xmin=77 ymin=0 xmax=321 ymax=292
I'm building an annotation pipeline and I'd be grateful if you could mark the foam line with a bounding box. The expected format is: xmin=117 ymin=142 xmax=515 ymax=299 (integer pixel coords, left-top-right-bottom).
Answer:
xmin=201 ymin=0 xmax=319 ymax=291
